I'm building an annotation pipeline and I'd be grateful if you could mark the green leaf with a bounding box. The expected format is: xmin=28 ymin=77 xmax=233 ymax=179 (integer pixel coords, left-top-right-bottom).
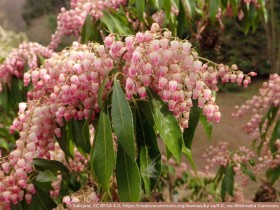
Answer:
xmin=177 ymin=0 xmax=187 ymax=37
xmin=200 ymin=114 xmax=212 ymax=139
xmin=269 ymin=119 xmax=280 ymax=153
xmin=73 ymin=119 xmax=91 ymax=154
xmin=22 ymin=183 xmax=57 ymax=210
xmin=163 ymin=0 xmax=171 ymax=20
xmin=183 ymin=100 xmax=201 ymax=149
xmin=209 ymin=0 xmax=220 ymax=23
xmin=221 ymin=164 xmax=234 ymax=201
xmin=0 ymin=139 xmax=9 ymax=150
xmin=136 ymin=0 xmax=145 ymax=21
xmin=241 ymin=164 xmax=256 ymax=182
xmin=97 ymin=77 xmax=107 ymax=111
xmin=32 ymin=158 xmax=69 ymax=175
xmin=92 ymin=111 xmax=115 ymax=191
xmin=101 ymin=12 xmax=132 ymax=35
xmin=182 ymin=145 xmax=197 ymax=173
xmin=183 ymin=0 xmax=196 ymax=18
xmin=221 ymin=0 xmax=228 ymax=9
xmin=146 ymin=88 xmax=182 ymax=163
xmin=36 ymin=170 xmax=57 ymax=182
xmin=266 ymin=166 xmax=280 ymax=184
xmin=111 ymin=79 xmax=135 ymax=160
xmin=135 ymin=109 xmax=161 ymax=194
xmin=116 ymin=145 xmax=141 ymax=201
xmin=230 ymin=0 xmax=239 ymax=16
xmin=56 ymin=121 xmax=75 ymax=159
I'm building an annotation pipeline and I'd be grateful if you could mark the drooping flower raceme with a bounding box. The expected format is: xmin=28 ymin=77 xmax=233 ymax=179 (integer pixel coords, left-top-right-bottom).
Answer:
xmin=233 ymin=74 xmax=280 ymax=139
xmin=48 ymin=0 xmax=127 ymax=50
xmin=0 ymin=25 xmax=254 ymax=208
xmin=0 ymin=42 xmax=53 ymax=92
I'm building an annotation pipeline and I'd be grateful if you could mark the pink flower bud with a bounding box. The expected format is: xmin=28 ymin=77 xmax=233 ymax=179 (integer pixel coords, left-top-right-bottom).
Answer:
xmin=151 ymin=23 xmax=160 ymax=32
xmin=158 ymin=77 xmax=168 ymax=89
xmin=132 ymin=52 xmax=142 ymax=63
xmin=182 ymin=42 xmax=192 ymax=53
xmin=125 ymin=78 xmax=134 ymax=90
xmin=104 ymin=35 xmax=115 ymax=47
xmin=214 ymin=112 xmax=221 ymax=122
xmin=1 ymin=163 xmax=10 ymax=173
xmin=203 ymin=89 xmax=212 ymax=100
xmin=248 ymin=71 xmax=257 ymax=76
xmin=168 ymin=80 xmax=178 ymax=91
xmin=25 ymin=194 xmax=32 ymax=204
xmin=70 ymin=75 xmax=79 ymax=84
xmin=2 ymin=191 xmax=11 ymax=202
xmin=11 ymin=194 xmax=18 ymax=204
xmin=170 ymin=41 xmax=180 ymax=51
xmin=143 ymin=63 xmax=152 ymax=75
xmin=137 ymin=87 xmax=146 ymax=99
xmin=149 ymin=52 xmax=158 ymax=65
xmin=16 ymin=168 xmax=26 ymax=179
xmin=136 ymin=32 xmax=144 ymax=42
xmin=29 ymin=133 xmax=38 ymax=142
xmin=63 ymin=196 xmax=71 ymax=205
xmin=54 ymin=128 xmax=61 ymax=138
xmin=192 ymin=60 xmax=202 ymax=72
xmin=159 ymin=38 xmax=169 ymax=49
xmin=17 ymin=159 xmax=26 ymax=168
xmin=125 ymin=36 xmax=134 ymax=46
xmin=27 ymin=184 xmax=36 ymax=194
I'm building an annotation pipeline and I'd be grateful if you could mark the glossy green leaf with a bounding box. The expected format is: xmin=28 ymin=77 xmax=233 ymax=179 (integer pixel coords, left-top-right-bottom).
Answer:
xmin=32 ymin=158 xmax=69 ymax=175
xmin=163 ymin=0 xmax=171 ymax=20
xmin=183 ymin=0 xmax=196 ymax=18
xmin=73 ymin=119 xmax=91 ymax=154
xmin=182 ymin=145 xmax=197 ymax=173
xmin=97 ymin=77 xmax=107 ymax=111
xmin=116 ymin=145 xmax=141 ymax=201
xmin=101 ymin=12 xmax=131 ymax=35
xmin=266 ymin=166 xmax=280 ymax=184
xmin=230 ymin=0 xmax=239 ymax=16
xmin=221 ymin=164 xmax=234 ymax=201
xmin=36 ymin=170 xmax=57 ymax=182
xmin=177 ymin=0 xmax=187 ymax=37
xmin=241 ymin=164 xmax=256 ymax=182
xmin=147 ymin=88 xmax=182 ymax=163
xmin=22 ymin=183 xmax=57 ymax=210
xmin=92 ymin=111 xmax=115 ymax=191
xmin=209 ymin=0 xmax=220 ymax=23
xmin=56 ymin=121 xmax=74 ymax=159
xmin=136 ymin=109 xmax=161 ymax=194
xmin=136 ymin=0 xmax=145 ymax=21
xmin=200 ymin=114 xmax=212 ymax=139
xmin=269 ymin=119 xmax=280 ymax=153
xmin=183 ymin=100 xmax=201 ymax=149
xmin=112 ymin=79 xmax=135 ymax=160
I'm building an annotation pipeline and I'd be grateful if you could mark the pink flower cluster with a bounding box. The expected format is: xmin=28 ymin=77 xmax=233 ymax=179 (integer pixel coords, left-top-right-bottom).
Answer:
xmin=0 ymin=25 xmax=252 ymax=207
xmin=107 ymin=24 xmax=253 ymax=128
xmin=233 ymin=74 xmax=280 ymax=139
xmin=254 ymin=140 xmax=280 ymax=176
xmin=48 ymin=0 xmax=127 ymax=50
xmin=0 ymin=42 xmax=53 ymax=92
xmin=203 ymin=141 xmax=255 ymax=186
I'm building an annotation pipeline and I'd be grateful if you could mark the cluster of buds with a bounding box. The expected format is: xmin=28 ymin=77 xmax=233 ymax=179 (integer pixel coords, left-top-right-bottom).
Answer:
xmin=57 ymin=186 xmax=99 ymax=209
xmin=254 ymin=140 xmax=280 ymax=176
xmin=106 ymin=24 xmax=254 ymax=128
xmin=233 ymin=74 xmax=280 ymax=139
xmin=48 ymin=0 xmax=127 ymax=50
xmin=0 ymin=42 xmax=53 ymax=92
xmin=203 ymin=141 xmax=255 ymax=186
xmin=0 ymin=24 xmax=253 ymax=208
